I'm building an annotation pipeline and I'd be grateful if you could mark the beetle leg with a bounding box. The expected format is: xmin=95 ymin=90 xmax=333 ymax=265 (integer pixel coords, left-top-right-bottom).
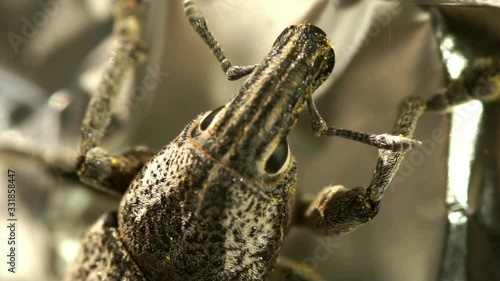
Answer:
xmin=295 ymin=97 xmax=425 ymax=234
xmin=74 ymin=0 xmax=153 ymax=195
xmin=0 ymin=130 xmax=156 ymax=196
xmin=426 ymin=57 xmax=500 ymax=111
xmin=1 ymin=0 xmax=155 ymax=196
xmin=77 ymin=146 xmax=156 ymax=196
xmin=79 ymin=0 xmax=147 ymax=156
xmin=305 ymin=95 xmax=423 ymax=152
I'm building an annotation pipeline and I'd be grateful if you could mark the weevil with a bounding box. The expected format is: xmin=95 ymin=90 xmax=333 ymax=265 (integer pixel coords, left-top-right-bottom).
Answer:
xmin=1 ymin=1 xmax=499 ymax=280
xmin=61 ymin=1 xmax=424 ymax=279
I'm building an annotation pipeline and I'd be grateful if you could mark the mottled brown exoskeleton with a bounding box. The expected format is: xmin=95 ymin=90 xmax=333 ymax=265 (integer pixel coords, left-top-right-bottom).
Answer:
xmin=1 ymin=1 xmax=499 ymax=280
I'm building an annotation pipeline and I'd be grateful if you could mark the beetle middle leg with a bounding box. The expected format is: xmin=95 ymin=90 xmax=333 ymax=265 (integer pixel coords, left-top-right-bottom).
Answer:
xmin=306 ymin=95 xmax=423 ymax=151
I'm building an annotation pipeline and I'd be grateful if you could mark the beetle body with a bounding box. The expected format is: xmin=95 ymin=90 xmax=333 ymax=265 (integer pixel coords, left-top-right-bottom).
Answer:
xmin=65 ymin=23 xmax=335 ymax=281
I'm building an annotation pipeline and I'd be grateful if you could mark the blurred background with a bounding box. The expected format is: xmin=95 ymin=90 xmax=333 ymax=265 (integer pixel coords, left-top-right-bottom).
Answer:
xmin=0 ymin=0 xmax=499 ymax=280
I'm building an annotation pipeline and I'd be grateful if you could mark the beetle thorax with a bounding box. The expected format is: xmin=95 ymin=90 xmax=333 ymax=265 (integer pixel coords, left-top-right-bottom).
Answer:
xmin=117 ymin=119 xmax=297 ymax=280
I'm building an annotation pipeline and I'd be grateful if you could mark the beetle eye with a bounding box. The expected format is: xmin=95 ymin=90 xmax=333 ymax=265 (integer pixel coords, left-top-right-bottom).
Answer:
xmin=200 ymin=105 xmax=224 ymax=131
xmin=265 ymin=138 xmax=289 ymax=173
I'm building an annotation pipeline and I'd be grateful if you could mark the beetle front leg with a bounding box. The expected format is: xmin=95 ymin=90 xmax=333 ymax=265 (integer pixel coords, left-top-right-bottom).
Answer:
xmin=1 ymin=0 xmax=155 ymax=196
xmin=79 ymin=0 xmax=146 ymax=156
xmin=76 ymin=38 xmax=151 ymax=195
xmin=77 ymin=146 xmax=156 ymax=195
xmin=75 ymin=0 xmax=154 ymax=195
xmin=306 ymin=95 xmax=422 ymax=152
xmin=296 ymin=97 xmax=425 ymax=234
